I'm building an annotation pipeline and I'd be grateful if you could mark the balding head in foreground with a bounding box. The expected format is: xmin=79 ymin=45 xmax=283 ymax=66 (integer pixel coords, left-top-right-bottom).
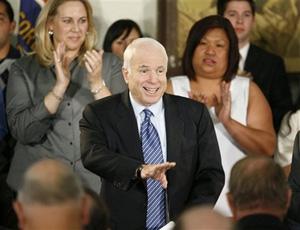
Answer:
xmin=13 ymin=159 xmax=89 ymax=230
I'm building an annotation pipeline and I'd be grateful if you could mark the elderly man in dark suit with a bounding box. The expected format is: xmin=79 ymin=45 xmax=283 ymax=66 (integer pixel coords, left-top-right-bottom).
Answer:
xmin=80 ymin=37 xmax=224 ymax=230
xmin=217 ymin=0 xmax=292 ymax=132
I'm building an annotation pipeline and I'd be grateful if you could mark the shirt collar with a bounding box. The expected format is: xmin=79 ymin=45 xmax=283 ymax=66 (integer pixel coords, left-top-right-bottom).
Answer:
xmin=239 ymin=42 xmax=250 ymax=61
xmin=129 ymin=92 xmax=164 ymax=117
xmin=0 ymin=45 xmax=21 ymax=64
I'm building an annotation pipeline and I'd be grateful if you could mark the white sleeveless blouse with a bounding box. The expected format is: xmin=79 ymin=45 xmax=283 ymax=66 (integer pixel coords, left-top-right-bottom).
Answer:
xmin=170 ymin=75 xmax=250 ymax=216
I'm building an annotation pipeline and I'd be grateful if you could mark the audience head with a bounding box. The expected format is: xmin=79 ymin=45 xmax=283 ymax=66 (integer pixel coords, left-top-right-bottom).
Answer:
xmin=227 ymin=156 xmax=291 ymax=220
xmin=0 ymin=0 xmax=14 ymax=22
xmin=122 ymin=37 xmax=168 ymax=107
xmin=217 ymin=0 xmax=255 ymax=16
xmin=84 ymin=187 xmax=109 ymax=230
xmin=34 ymin=0 xmax=97 ymax=66
xmin=13 ymin=159 xmax=89 ymax=230
xmin=0 ymin=0 xmax=16 ymax=52
xmin=182 ymin=15 xmax=239 ymax=82
xmin=174 ymin=205 xmax=232 ymax=230
xmin=217 ymin=0 xmax=255 ymax=47
xmin=103 ymin=19 xmax=142 ymax=59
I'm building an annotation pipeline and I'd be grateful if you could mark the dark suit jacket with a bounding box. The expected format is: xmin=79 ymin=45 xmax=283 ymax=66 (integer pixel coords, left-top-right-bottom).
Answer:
xmin=235 ymin=214 xmax=288 ymax=230
xmin=80 ymin=91 xmax=225 ymax=230
xmin=245 ymin=44 xmax=292 ymax=132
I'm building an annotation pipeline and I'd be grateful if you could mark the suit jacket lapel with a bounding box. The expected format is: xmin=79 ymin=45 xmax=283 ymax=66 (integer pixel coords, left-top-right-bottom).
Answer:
xmin=244 ymin=44 xmax=256 ymax=72
xmin=114 ymin=92 xmax=185 ymax=163
xmin=163 ymin=94 xmax=184 ymax=163
xmin=115 ymin=91 xmax=144 ymax=161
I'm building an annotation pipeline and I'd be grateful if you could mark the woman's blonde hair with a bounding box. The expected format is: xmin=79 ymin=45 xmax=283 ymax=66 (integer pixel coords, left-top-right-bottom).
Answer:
xmin=34 ymin=0 xmax=97 ymax=66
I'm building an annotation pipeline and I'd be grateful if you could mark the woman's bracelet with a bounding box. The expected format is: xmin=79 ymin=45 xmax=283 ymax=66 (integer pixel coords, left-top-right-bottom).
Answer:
xmin=90 ymin=81 xmax=106 ymax=95
xmin=51 ymin=90 xmax=63 ymax=101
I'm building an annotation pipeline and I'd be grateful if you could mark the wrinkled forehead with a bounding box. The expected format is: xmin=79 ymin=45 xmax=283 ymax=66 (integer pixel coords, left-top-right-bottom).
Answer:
xmin=133 ymin=44 xmax=167 ymax=64
xmin=123 ymin=38 xmax=168 ymax=71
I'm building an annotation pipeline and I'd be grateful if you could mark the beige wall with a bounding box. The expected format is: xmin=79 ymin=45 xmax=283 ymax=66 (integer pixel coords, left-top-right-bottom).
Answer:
xmin=8 ymin=0 xmax=158 ymax=47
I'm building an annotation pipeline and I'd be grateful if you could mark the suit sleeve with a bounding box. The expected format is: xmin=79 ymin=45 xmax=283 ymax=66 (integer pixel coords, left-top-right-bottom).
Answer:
xmin=189 ymin=106 xmax=225 ymax=205
xmin=6 ymin=62 xmax=53 ymax=144
xmin=80 ymin=104 xmax=141 ymax=191
xmin=269 ymin=57 xmax=292 ymax=133
xmin=102 ymin=53 xmax=127 ymax=94
xmin=0 ymin=91 xmax=7 ymax=140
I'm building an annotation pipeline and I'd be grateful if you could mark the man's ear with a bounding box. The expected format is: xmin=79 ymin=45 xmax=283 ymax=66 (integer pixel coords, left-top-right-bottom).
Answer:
xmin=9 ymin=21 xmax=16 ymax=34
xmin=226 ymin=192 xmax=237 ymax=220
xmin=13 ymin=200 xmax=26 ymax=229
xmin=122 ymin=67 xmax=129 ymax=84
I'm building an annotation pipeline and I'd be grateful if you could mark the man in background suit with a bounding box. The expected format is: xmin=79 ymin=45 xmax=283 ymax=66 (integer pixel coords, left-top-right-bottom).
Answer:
xmin=80 ymin=38 xmax=224 ymax=229
xmin=0 ymin=0 xmax=20 ymax=228
xmin=217 ymin=0 xmax=292 ymax=132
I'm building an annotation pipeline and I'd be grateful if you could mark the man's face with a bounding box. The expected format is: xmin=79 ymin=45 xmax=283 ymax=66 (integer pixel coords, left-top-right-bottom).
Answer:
xmin=0 ymin=3 xmax=15 ymax=51
xmin=223 ymin=1 xmax=254 ymax=46
xmin=123 ymin=45 xmax=167 ymax=107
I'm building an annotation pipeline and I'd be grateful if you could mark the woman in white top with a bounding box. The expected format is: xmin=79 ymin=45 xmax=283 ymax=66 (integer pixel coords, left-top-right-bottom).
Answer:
xmin=275 ymin=109 xmax=300 ymax=177
xmin=166 ymin=15 xmax=275 ymax=216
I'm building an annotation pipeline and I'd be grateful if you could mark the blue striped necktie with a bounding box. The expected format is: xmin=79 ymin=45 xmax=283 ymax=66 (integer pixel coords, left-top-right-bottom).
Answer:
xmin=141 ymin=109 xmax=166 ymax=230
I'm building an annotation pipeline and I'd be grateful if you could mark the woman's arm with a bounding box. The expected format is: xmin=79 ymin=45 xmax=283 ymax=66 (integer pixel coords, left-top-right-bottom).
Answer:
xmin=8 ymin=43 xmax=71 ymax=144
xmin=0 ymin=91 xmax=7 ymax=140
xmin=218 ymin=81 xmax=276 ymax=156
xmin=44 ymin=42 xmax=70 ymax=114
xmin=6 ymin=61 xmax=54 ymax=144
xmin=275 ymin=111 xmax=300 ymax=177
xmin=84 ymin=49 xmax=111 ymax=100
xmin=103 ymin=53 xmax=127 ymax=95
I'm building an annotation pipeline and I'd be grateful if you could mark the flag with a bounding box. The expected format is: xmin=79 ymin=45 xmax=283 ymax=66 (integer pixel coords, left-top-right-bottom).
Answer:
xmin=17 ymin=0 xmax=47 ymax=53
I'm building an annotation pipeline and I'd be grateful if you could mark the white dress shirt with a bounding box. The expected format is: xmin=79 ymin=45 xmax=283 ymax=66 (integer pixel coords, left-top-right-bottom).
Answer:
xmin=130 ymin=92 xmax=167 ymax=162
xmin=239 ymin=43 xmax=250 ymax=71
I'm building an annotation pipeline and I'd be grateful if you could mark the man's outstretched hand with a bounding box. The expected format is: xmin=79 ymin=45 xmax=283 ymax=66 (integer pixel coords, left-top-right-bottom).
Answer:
xmin=141 ymin=162 xmax=176 ymax=189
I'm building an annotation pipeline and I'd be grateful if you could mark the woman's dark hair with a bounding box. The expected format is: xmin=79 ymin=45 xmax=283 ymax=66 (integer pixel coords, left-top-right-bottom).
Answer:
xmin=102 ymin=19 xmax=143 ymax=52
xmin=182 ymin=15 xmax=239 ymax=82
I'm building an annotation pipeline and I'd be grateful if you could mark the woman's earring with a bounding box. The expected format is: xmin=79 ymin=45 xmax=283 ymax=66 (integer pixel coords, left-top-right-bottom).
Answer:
xmin=48 ymin=30 xmax=54 ymax=35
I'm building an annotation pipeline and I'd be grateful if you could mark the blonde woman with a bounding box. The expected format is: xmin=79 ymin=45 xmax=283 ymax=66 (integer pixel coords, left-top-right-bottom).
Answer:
xmin=6 ymin=0 xmax=127 ymax=192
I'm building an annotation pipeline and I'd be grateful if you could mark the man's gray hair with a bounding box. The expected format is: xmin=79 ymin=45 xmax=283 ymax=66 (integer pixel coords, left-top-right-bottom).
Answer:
xmin=18 ymin=159 xmax=84 ymax=205
xmin=123 ymin=37 xmax=168 ymax=72
xmin=229 ymin=156 xmax=289 ymax=210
